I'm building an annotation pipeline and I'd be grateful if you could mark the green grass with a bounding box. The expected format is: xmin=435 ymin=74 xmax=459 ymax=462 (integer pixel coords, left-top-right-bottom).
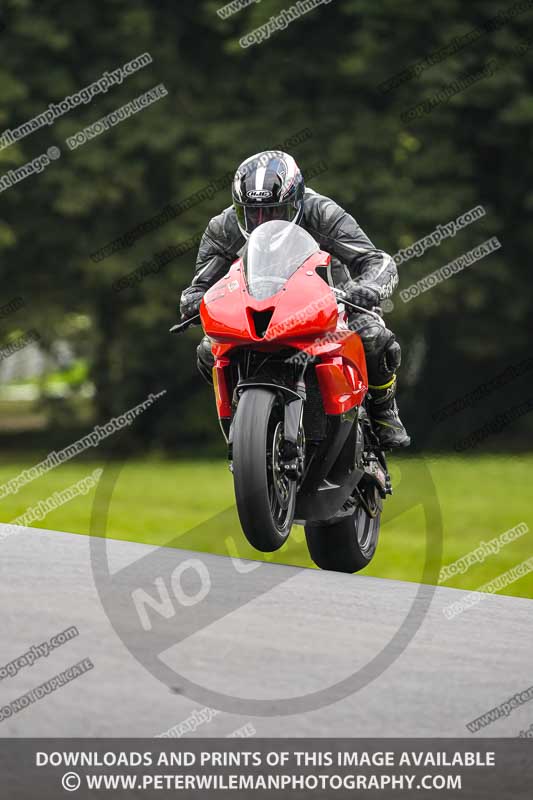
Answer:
xmin=0 ymin=454 xmax=531 ymax=599
xmin=1 ymin=359 xmax=88 ymax=388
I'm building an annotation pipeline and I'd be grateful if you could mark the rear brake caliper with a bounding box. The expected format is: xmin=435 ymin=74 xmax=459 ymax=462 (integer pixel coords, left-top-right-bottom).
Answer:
xmin=363 ymin=454 xmax=392 ymax=498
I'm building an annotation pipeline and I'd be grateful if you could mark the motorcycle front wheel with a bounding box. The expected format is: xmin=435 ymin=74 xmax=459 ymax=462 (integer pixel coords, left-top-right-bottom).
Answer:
xmin=232 ymin=388 xmax=296 ymax=552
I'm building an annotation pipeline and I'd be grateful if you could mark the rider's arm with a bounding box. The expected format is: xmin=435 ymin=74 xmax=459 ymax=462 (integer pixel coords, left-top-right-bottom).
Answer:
xmin=307 ymin=193 xmax=399 ymax=300
xmin=189 ymin=208 xmax=241 ymax=292
xmin=180 ymin=208 xmax=242 ymax=319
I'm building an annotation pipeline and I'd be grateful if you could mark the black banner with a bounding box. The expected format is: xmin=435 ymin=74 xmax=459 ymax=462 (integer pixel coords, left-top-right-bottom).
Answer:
xmin=1 ymin=738 xmax=532 ymax=798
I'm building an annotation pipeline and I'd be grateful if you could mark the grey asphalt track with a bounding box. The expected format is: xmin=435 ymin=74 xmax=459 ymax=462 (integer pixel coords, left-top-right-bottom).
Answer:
xmin=0 ymin=524 xmax=532 ymax=737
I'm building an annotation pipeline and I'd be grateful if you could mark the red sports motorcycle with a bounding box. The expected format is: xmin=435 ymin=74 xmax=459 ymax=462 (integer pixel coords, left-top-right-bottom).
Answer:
xmin=173 ymin=220 xmax=392 ymax=573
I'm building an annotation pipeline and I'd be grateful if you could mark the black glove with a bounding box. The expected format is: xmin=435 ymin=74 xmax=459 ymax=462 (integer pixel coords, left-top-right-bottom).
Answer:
xmin=343 ymin=280 xmax=381 ymax=310
xmin=179 ymin=287 xmax=205 ymax=322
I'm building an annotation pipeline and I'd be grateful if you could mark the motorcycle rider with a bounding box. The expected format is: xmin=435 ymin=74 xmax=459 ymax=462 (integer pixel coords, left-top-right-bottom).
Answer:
xmin=179 ymin=151 xmax=410 ymax=448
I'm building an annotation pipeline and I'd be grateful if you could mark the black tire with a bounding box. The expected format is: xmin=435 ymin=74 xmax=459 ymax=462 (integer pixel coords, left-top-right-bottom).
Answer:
xmin=233 ymin=388 xmax=296 ymax=552
xmin=304 ymin=488 xmax=381 ymax=573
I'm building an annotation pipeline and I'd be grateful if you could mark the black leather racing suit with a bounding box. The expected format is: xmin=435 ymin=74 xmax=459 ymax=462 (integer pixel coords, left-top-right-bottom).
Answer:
xmin=182 ymin=188 xmax=402 ymax=392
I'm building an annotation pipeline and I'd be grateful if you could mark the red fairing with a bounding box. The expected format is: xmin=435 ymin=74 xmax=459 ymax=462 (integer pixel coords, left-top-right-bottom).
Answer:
xmin=315 ymin=355 xmax=367 ymax=415
xmin=212 ymin=356 xmax=232 ymax=419
xmin=200 ymin=252 xmax=337 ymax=346
xmin=200 ymin=250 xmax=368 ymax=419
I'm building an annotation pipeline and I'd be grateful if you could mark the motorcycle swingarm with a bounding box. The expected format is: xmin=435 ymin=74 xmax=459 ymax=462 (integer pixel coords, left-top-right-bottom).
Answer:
xmin=295 ymin=464 xmax=365 ymax=523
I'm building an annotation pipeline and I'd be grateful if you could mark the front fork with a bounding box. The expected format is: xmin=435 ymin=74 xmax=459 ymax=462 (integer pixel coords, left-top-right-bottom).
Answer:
xmin=281 ymin=395 xmax=306 ymax=481
xmin=227 ymin=382 xmax=306 ymax=483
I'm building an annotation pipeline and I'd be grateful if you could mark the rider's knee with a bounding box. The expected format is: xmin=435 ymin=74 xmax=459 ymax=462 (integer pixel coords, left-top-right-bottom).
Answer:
xmin=357 ymin=321 xmax=394 ymax=356
xmin=385 ymin=339 xmax=401 ymax=372
xmin=196 ymin=337 xmax=214 ymax=384
xmin=358 ymin=324 xmax=400 ymax=384
xmin=197 ymin=336 xmax=213 ymax=361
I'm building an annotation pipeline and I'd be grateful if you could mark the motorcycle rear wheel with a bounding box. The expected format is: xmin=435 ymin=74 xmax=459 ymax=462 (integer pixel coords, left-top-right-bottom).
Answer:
xmin=233 ymin=388 xmax=296 ymax=552
xmin=304 ymin=485 xmax=382 ymax=573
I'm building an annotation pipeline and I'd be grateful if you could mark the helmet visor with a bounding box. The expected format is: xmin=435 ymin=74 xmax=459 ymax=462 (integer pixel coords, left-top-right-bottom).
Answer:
xmin=235 ymin=200 xmax=301 ymax=235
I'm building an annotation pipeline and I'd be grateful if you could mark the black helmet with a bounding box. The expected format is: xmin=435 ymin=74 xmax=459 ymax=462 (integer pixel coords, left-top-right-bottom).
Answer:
xmin=232 ymin=151 xmax=305 ymax=238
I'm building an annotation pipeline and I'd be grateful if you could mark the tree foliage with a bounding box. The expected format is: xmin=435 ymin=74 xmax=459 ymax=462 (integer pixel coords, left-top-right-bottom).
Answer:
xmin=0 ymin=0 xmax=532 ymax=451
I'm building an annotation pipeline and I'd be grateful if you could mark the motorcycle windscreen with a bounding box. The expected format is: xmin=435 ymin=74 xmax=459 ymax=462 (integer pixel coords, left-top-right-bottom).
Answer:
xmin=243 ymin=220 xmax=319 ymax=300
